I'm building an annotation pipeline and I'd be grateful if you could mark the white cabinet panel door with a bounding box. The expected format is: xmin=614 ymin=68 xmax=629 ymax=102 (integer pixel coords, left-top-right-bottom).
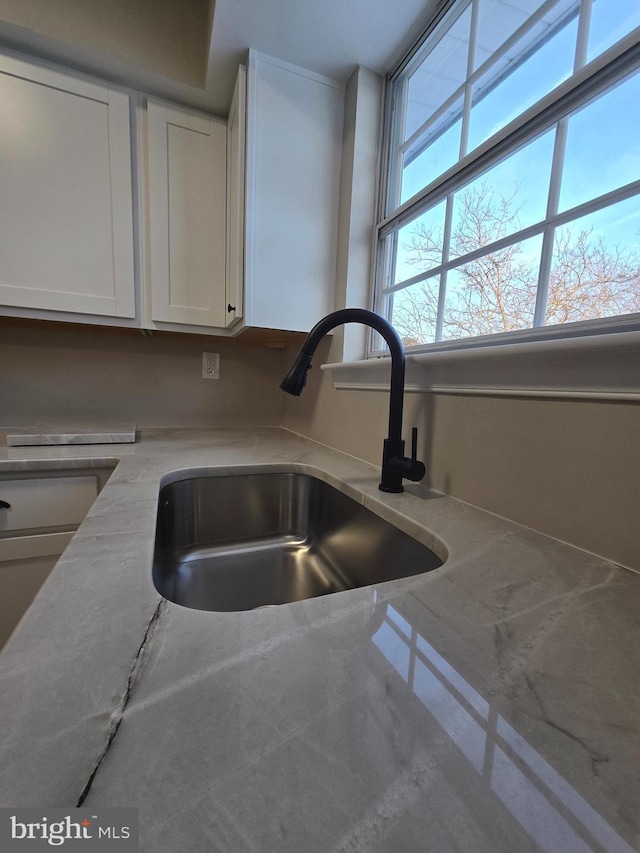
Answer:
xmin=147 ymin=101 xmax=227 ymax=327
xmin=245 ymin=53 xmax=344 ymax=332
xmin=0 ymin=475 xmax=98 ymax=533
xmin=225 ymin=65 xmax=246 ymax=327
xmin=0 ymin=53 xmax=135 ymax=318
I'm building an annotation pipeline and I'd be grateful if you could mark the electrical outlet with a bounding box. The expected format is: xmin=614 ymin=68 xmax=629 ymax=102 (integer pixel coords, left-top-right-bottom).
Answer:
xmin=202 ymin=352 xmax=220 ymax=380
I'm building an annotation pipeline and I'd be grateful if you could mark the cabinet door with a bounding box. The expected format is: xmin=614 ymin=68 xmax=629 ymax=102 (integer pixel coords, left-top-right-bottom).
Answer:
xmin=0 ymin=473 xmax=97 ymax=649
xmin=244 ymin=52 xmax=344 ymax=332
xmin=0 ymin=52 xmax=135 ymax=318
xmin=0 ymin=533 xmax=74 ymax=650
xmin=0 ymin=475 xmax=98 ymax=533
xmin=225 ymin=65 xmax=246 ymax=327
xmin=147 ymin=101 xmax=227 ymax=327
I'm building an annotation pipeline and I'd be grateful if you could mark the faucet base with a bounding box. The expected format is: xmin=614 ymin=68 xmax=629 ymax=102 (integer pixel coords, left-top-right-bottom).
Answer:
xmin=379 ymin=437 xmax=406 ymax=493
xmin=379 ymin=436 xmax=426 ymax=492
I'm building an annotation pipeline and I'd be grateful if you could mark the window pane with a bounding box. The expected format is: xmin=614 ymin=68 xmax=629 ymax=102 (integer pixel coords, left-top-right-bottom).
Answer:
xmin=404 ymin=6 xmax=471 ymax=141
xmin=475 ymin=0 xmax=549 ymax=71
xmin=449 ymin=130 xmax=554 ymax=260
xmin=546 ymin=196 xmax=640 ymax=325
xmin=401 ymin=109 xmax=463 ymax=203
xmin=587 ymin=0 xmax=640 ymax=64
xmin=378 ymin=0 xmax=640 ymax=352
xmin=393 ymin=201 xmax=447 ymax=285
xmin=390 ymin=277 xmax=441 ymax=346
xmin=441 ymin=234 xmax=543 ymax=339
xmin=467 ymin=8 xmax=578 ymax=153
xmin=558 ymin=70 xmax=640 ymax=212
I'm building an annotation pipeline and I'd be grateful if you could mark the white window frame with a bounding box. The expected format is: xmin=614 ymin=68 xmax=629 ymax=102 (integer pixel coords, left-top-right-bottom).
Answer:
xmin=374 ymin=0 xmax=640 ymax=355
xmin=323 ymin=1 xmax=640 ymax=400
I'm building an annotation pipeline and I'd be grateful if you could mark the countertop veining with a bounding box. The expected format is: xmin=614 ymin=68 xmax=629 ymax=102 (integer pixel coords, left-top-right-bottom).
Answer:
xmin=0 ymin=428 xmax=638 ymax=852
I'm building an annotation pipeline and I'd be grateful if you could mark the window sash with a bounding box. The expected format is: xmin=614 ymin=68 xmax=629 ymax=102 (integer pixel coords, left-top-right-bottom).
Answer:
xmin=380 ymin=179 xmax=640 ymax=297
xmin=374 ymin=0 xmax=640 ymax=355
xmin=379 ymin=28 xmax=640 ymax=240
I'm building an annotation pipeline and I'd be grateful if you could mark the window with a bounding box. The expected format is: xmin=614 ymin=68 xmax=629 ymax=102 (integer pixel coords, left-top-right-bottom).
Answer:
xmin=373 ymin=0 xmax=640 ymax=354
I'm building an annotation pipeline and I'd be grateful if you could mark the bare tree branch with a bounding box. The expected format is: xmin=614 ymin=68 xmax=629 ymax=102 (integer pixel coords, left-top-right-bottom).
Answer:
xmin=394 ymin=184 xmax=640 ymax=344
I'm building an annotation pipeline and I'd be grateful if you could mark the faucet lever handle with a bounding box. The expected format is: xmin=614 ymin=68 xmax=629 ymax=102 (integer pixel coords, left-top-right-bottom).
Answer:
xmin=397 ymin=427 xmax=426 ymax=484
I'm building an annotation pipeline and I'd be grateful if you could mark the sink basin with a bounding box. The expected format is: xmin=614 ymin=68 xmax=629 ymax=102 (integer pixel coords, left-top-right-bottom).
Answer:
xmin=152 ymin=471 xmax=443 ymax=612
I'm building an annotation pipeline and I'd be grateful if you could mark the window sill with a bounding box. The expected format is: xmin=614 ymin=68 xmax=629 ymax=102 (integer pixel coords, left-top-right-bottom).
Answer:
xmin=321 ymin=330 xmax=640 ymax=400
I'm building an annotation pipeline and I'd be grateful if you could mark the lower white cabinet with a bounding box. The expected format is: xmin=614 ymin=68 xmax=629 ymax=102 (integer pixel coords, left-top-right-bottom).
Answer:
xmin=0 ymin=475 xmax=98 ymax=532
xmin=0 ymin=474 xmax=99 ymax=649
xmin=0 ymin=533 xmax=74 ymax=651
xmin=0 ymin=51 xmax=136 ymax=320
xmin=146 ymin=100 xmax=228 ymax=328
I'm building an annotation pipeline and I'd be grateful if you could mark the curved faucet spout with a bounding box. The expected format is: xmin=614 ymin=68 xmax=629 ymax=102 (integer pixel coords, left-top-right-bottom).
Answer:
xmin=280 ymin=309 xmax=425 ymax=493
xmin=280 ymin=309 xmax=405 ymax=441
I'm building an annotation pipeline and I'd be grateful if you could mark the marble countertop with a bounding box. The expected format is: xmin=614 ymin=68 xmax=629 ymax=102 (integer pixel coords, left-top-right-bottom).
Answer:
xmin=5 ymin=423 xmax=136 ymax=446
xmin=0 ymin=428 xmax=638 ymax=852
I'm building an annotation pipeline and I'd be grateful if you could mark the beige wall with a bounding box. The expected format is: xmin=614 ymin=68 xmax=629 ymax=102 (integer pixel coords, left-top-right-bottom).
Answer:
xmin=0 ymin=0 xmax=211 ymax=86
xmin=282 ymin=337 xmax=640 ymax=571
xmin=0 ymin=323 xmax=285 ymax=429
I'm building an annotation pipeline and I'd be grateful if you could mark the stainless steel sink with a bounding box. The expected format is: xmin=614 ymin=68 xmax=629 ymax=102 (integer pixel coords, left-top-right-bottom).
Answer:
xmin=152 ymin=472 xmax=443 ymax=612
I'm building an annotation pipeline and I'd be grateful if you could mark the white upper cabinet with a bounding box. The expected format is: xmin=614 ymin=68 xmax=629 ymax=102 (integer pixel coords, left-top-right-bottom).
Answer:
xmin=0 ymin=47 xmax=345 ymax=335
xmin=0 ymin=52 xmax=135 ymax=319
xmin=146 ymin=100 xmax=227 ymax=328
xmin=243 ymin=52 xmax=345 ymax=332
xmin=225 ymin=65 xmax=246 ymax=328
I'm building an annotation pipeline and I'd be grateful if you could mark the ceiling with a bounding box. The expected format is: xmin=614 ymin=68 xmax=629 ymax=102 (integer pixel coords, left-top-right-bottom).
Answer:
xmin=205 ymin=0 xmax=438 ymax=112
xmin=0 ymin=0 xmax=438 ymax=115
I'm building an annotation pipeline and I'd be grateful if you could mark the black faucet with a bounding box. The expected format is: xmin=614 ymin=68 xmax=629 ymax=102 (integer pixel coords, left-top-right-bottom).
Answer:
xmin=279 ymin=308 xmax=426 ymax=493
